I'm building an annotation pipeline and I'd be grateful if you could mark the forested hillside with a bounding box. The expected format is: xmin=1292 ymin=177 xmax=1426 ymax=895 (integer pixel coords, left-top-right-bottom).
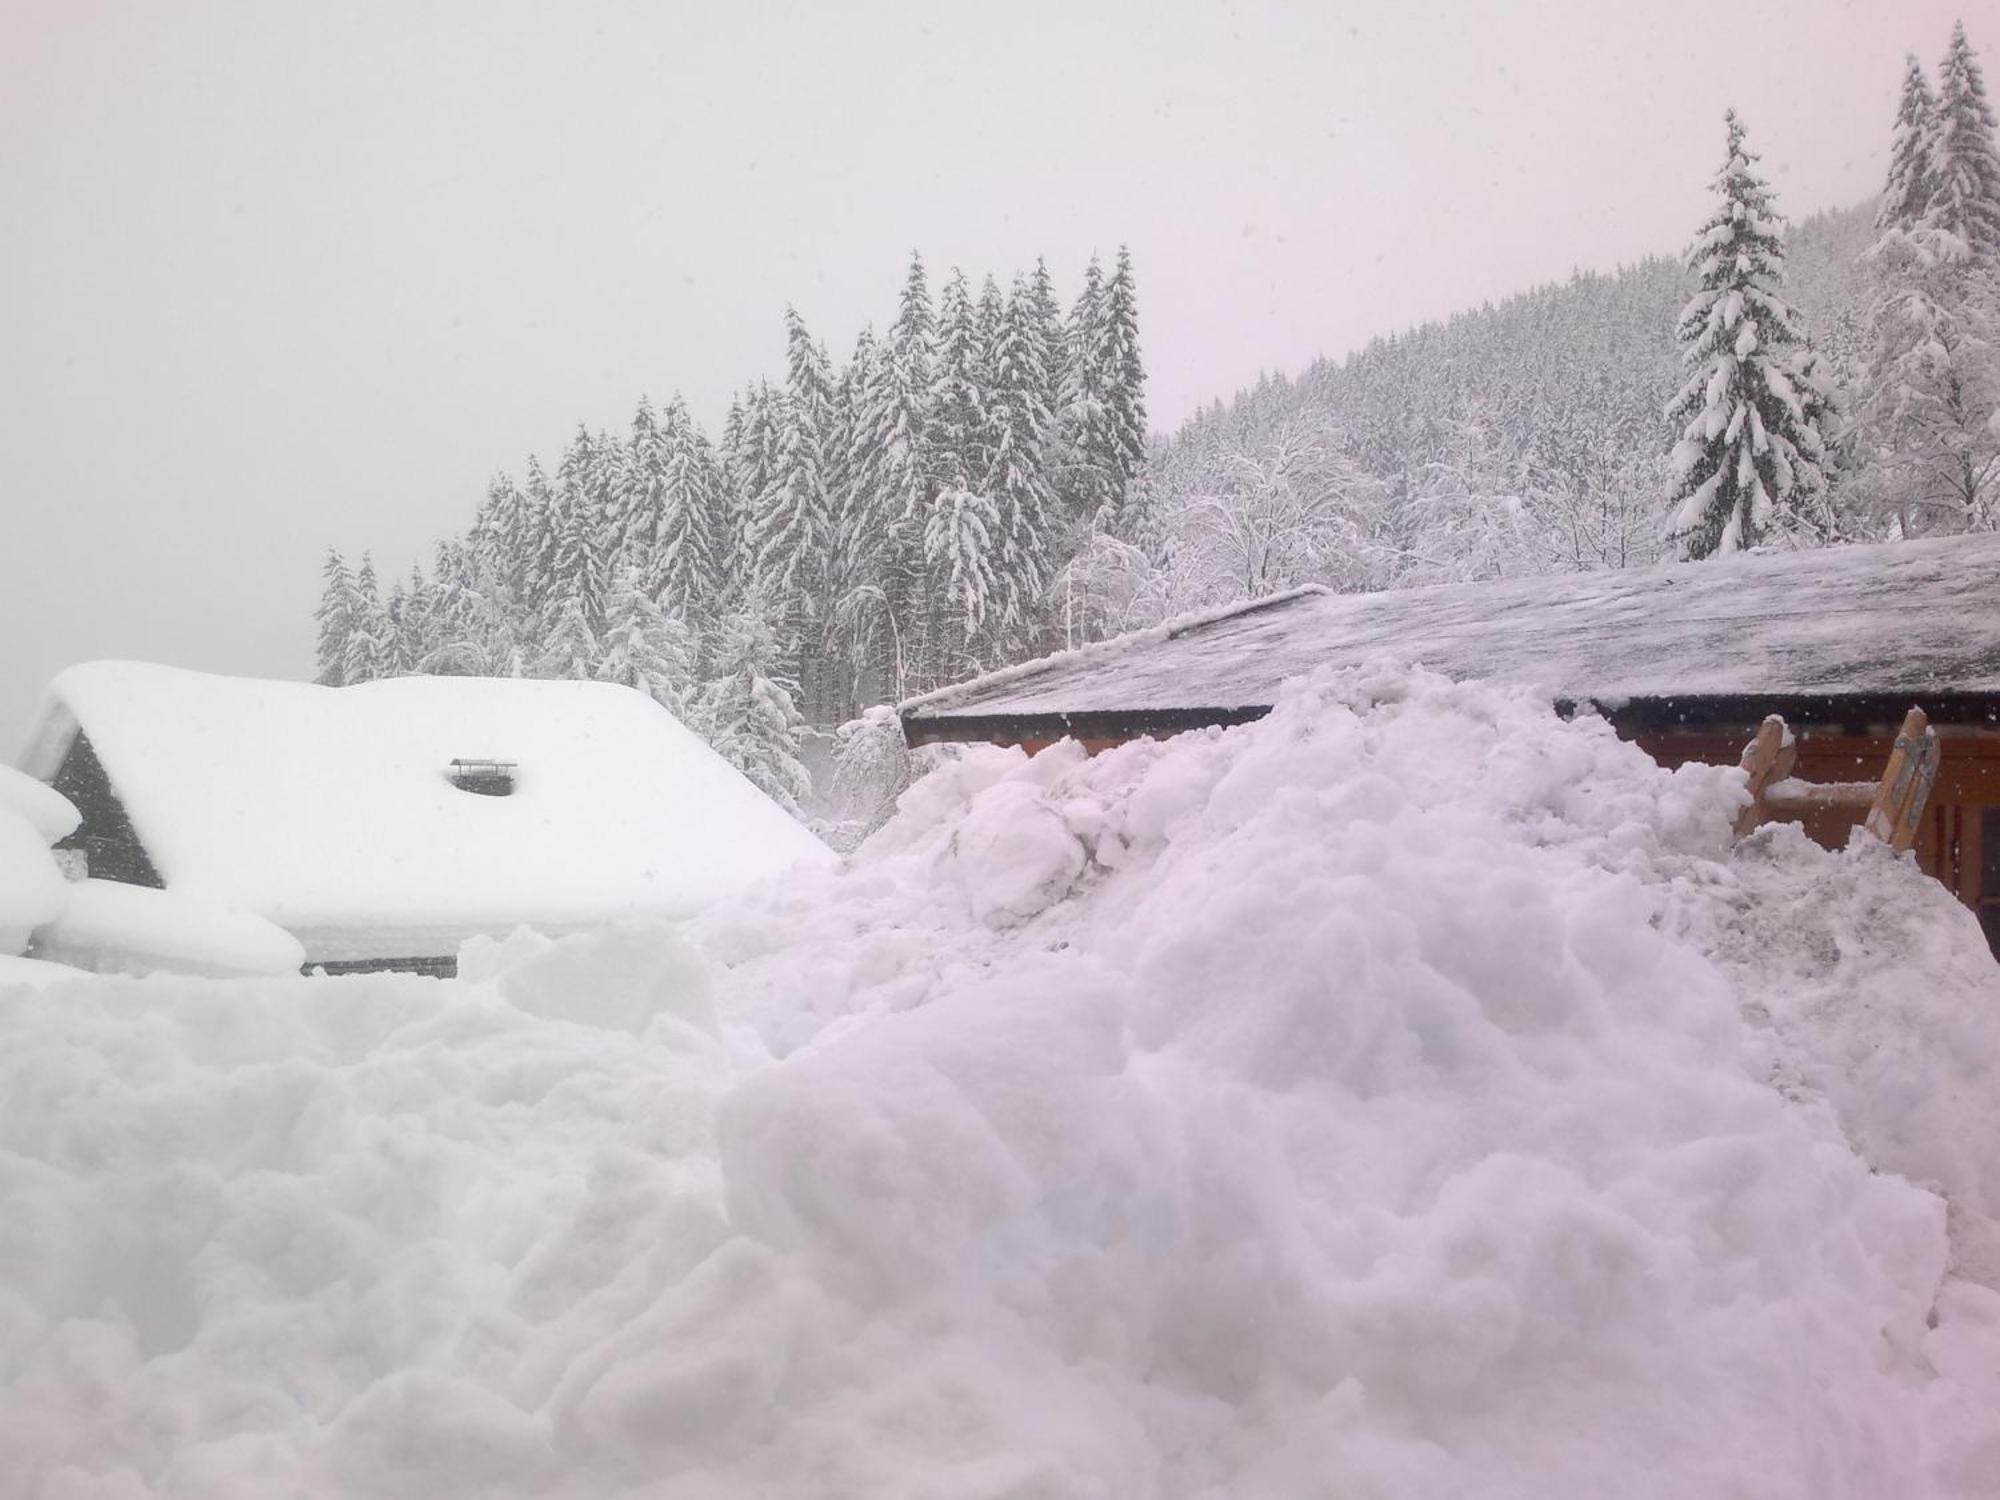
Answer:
xmin=1115 ymin=202 xmax=1875 ymax=627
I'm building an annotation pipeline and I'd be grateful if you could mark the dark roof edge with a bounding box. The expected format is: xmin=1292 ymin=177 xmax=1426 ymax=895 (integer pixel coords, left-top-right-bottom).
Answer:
xmin=1577 ymin=691 xmax=2000 ymax=735
xmin=903 ymin=691 xmax=2000 ymax=747
xmin=902 ymin=704 xmax=1275 ymax=746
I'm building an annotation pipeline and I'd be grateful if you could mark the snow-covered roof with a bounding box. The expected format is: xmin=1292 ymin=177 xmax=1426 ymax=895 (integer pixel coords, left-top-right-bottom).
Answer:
xmin=17 ymin=664 xmax=834 ymax=963
xmin=902 ymin=535 xmax=2000 ymax=738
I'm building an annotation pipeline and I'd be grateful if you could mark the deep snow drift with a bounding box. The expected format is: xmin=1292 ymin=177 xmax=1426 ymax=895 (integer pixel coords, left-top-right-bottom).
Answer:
xmin=2 ymin=667 xmax=1997 ymax=1498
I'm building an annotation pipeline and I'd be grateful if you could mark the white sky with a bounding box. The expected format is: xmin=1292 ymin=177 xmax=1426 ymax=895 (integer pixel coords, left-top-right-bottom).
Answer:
xmin=0 ymin=0 xmax=1973 ymax=742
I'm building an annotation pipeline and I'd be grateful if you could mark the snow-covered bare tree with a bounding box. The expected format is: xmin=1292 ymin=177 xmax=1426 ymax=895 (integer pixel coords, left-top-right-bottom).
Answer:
xmin=1170 ymin=420 xmax=1390 ymax=600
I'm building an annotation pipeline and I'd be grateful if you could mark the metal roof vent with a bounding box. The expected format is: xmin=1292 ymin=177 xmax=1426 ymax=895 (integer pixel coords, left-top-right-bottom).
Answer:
xmin=448 ymin=758 xmax=516 ymax=797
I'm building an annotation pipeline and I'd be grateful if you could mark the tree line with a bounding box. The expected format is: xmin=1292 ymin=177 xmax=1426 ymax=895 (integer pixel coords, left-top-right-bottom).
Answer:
xmin=315 ymin=250 xmax=1147 ymax=810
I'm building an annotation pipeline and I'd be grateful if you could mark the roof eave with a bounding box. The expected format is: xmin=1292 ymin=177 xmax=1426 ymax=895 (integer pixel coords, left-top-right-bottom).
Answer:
xmin=903 ymin=689 xmax=2000 ymax=747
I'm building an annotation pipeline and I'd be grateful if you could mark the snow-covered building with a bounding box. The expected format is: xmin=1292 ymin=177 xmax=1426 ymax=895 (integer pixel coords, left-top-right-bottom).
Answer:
xmin=16 ymin=663 xmax=833 ymax=975
xmin=900 ymin=534 xmax=2000 ymax=947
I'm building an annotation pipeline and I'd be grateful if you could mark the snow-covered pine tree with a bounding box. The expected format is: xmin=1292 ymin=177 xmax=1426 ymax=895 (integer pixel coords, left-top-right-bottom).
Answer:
xmin=924 ymin=484 xmax=1002 ymax=677
xmin=1054 ymin=256 xmax=1110 ymax=522
xmin=549 ymin=427 xmax=612 ymax=632
xmin=596 ymin=565 xmax=702 ymax=723
xmin=622 ymin=396 xmax=667 ymax=576
xmin=341 ymin=553 xmax=395 ymax=684
xmin=649 ymin=395 xmax=732 ymax=638
xmin=929 ymin=270 xmax=985 ymax=495
xmin=1880 ymin=55 xmax=1940 ymax=234
xmin=835 ymin=258 xmax=936 ymax=702
xmin=782 ymin=306 xmax=846 ymax=717
xmin=1859 ymin=27 xmax=2000 ymax=533
xmin=519 ymin=457 xmax=561 ymax=626
xmin=1664 ymin=111 xmax=1833 ymax=558
xmin=314 ymin=549 xmax=354 ymax=685
xmin=1098 ymin=246 xmax=1150 ymax=533
xmin=982 ymin=274 xmax=1061 ymax=640
xmin=886 ymin=252 xmax=937 ymax=528
xmin=469 ymin=473 xmax=532 ymax=611
xmin=750 ymin=386 xmax=832 ymax=710
xmin=1929 ymin=22 xmax=2000 ymax=265
xmin=390 ymin=563 xmax=436 ymax=674
xmin=731 ymin=382 xmax=782 ymax=570
xmin=701 ymin=600 xmax=812 ymax=817
xmin=534 ymin=593 xmax=601 ymax=681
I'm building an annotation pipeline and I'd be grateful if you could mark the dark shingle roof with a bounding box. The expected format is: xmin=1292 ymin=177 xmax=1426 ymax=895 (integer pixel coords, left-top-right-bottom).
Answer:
xmin=901 ymin=535 xmax=2000 ymax=741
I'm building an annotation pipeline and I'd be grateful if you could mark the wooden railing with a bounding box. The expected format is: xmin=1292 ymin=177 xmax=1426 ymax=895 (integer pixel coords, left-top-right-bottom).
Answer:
xmin=1735 ymin=707 xmax=1941 ymax=852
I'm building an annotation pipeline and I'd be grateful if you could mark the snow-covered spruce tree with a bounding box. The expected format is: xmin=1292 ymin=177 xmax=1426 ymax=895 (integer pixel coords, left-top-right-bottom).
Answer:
xmin=547 ymin=427 xmax=613 ymax=633
xmin=313 ymin=550 xmax=354 ymax=685
xmin=924 ymin=484 xmax=1003 ymax=677
xmin=835 ymin=256 xmax=935 ymax=702
xmin=340 ymin=553 xmax=395 ymax=684
xmin=1098 ymin=246 xmax=1150 ymax=533
xmin=647 ymin=396 xmax=732 ymax=639
xmin=422 ymin=540 xmax=504 ymax=675
xmin=1930 ymin=22 xmax=2000 ymax=265
xmin=1879 ymin=55 xmax=1940 ymax=234
xmin=750 ymin=390 xmax=832 ymax=680
xmin=388 ymin=564 xmax=437 ymax=674
xmin=596 ymin=566 xmax=702 ymax=724
xmin=701 ymin=600 xmax=812 ymax=817
xmin=982 ymin=273 xmax=1061 ymax=641
xmin=1858 ymin=27 xmax=2000 ymax=533
xmin=469 ymin=473 xmax=533 ymax=612
xmin=1664 ymin=111 xmax=1833 ymax=558
xmin=1054 ymin=256 xmax=1110 ymax=523
xmin=929 ymin=270 xmax=986 ymax=497
xmin=621 ymin=396 xmax=667 ymax=575
xmin=517 ymin=457 xmax=561 ymax=627
xmin=533 ymin=593 xmax=601 ymax=681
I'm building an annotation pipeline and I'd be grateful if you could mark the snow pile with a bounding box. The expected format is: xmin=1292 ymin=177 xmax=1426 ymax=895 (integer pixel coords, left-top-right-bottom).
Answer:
xmin=0 ymin=769 xmax=75 ymax=954
xmin=32 ymin=879 xmax=306 ymax=978
xmin=2 ymin=666 xmax=1997 ymax=1497
xmin=0 ymin=763 xmax=81 ymax=845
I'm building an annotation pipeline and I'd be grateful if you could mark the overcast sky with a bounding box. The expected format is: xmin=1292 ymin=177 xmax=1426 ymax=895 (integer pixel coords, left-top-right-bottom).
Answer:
xmin=0 ymin=0 xmax=1972 ymax=742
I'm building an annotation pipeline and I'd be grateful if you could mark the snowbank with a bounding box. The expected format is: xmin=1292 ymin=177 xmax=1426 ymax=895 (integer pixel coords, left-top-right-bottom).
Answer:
xmin=31 ymin=878 xmax=306 ymax=978
xmin=0 ymin=805 xmax=68 ymax=954
xmin=0 ymin=763 xmax=80 ymax=845
xmin=0 ymin=953 xmax=85 ymax=990
xmin=0 ymin=667 xmax=1996 ymax=1497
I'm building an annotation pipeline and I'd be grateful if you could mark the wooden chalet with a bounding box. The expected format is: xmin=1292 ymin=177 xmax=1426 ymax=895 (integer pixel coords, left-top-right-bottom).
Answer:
xmin=16 ymin=663 xmax=833 ymax=976
xmin=899 ymin=534 xmax=2000 ymax=952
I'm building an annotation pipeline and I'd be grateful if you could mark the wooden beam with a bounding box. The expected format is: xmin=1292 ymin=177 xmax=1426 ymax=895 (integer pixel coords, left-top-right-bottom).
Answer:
xmin=1735 ymin=715 xmax=1795 ymax=836
xmin=1764 ymin=779 xmax=1876 ymax=810
xmin=1864 ymin=707 xmax=1942 ymax=853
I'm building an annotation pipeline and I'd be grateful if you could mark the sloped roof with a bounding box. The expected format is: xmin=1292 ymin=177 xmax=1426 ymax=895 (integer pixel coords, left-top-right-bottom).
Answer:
xmin=18 ymin=664 xmax=833 ymax=962
xmin=902 ymin=534 xmax=2000 ymax=740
